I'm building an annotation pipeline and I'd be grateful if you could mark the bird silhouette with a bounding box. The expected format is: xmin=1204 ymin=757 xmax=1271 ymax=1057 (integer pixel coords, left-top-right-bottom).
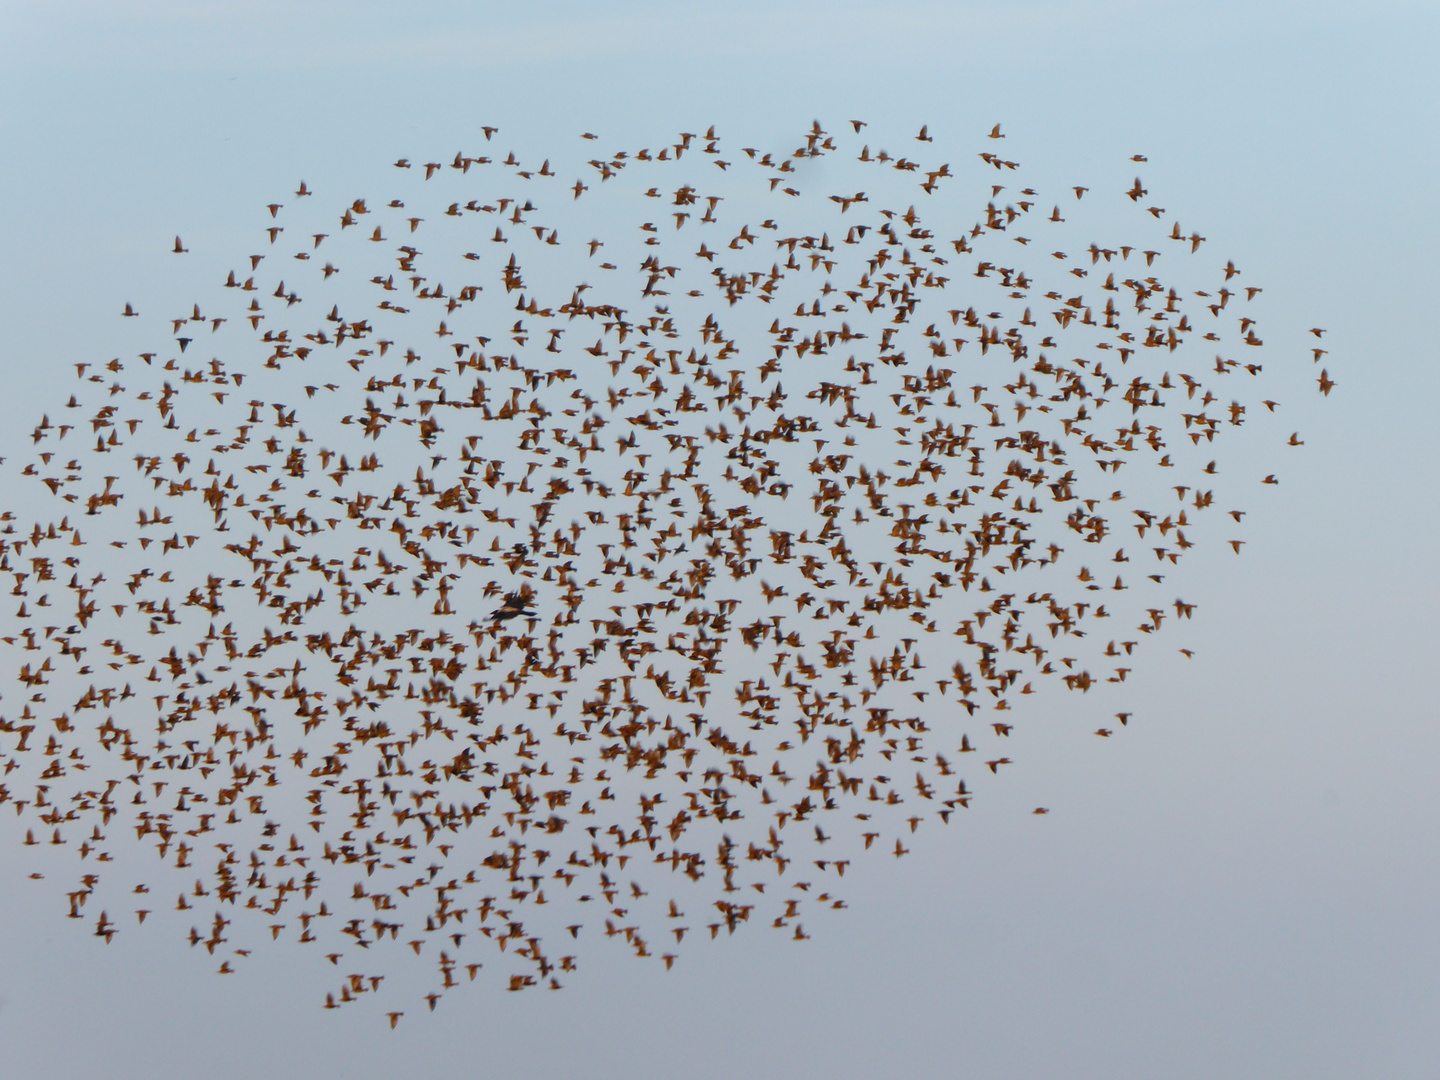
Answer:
xmin=0 ymin=118 xmax=1331 ymax=1022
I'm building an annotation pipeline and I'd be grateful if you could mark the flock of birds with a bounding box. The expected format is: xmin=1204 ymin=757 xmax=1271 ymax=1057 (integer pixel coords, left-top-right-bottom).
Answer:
xmin=0 ymin=120 xmax=1331 ymax=1022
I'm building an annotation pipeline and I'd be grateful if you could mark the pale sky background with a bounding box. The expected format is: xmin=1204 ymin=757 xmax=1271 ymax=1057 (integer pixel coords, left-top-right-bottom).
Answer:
xmin=0 ymin=2 xmax=1438 ymax=1077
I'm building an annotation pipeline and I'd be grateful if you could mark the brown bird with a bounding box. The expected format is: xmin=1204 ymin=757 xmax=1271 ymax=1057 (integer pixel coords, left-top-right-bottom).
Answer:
xmin=0 ymin=119 xmax=1327 ymax=1018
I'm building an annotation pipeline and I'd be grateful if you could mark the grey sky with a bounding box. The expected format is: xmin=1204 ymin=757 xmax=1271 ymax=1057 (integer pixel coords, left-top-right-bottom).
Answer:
xmin=0 ymin=2 xmax=1437 ymax=1078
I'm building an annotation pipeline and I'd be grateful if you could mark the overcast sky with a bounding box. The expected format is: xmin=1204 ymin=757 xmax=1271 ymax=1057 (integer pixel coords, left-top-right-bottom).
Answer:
xmin=0 ymin=2 xmax=1437 ymax=1078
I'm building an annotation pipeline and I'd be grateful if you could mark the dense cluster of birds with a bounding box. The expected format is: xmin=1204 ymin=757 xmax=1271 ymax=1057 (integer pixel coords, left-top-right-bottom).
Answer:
xmin=0 ymin=120 xmax=1331 ymax=1022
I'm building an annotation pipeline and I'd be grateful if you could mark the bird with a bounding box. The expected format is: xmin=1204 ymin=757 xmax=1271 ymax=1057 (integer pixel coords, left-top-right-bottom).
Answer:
xmin=0 ymin=116 xmax=1330 ymax=1020
xmin=490 ymin=589 xmax=536 ymax=622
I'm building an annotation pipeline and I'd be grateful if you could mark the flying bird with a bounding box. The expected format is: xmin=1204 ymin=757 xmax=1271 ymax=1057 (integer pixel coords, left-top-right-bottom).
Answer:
xmin=0 ymin=118 xmax=1329 ymax=1021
